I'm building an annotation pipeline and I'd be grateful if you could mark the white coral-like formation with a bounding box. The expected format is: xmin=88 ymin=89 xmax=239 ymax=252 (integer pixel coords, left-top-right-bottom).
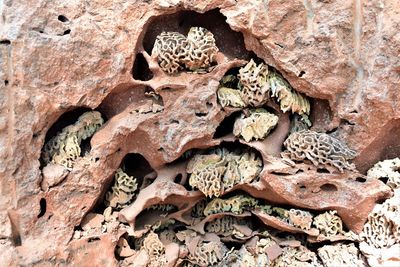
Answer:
xmin=205 ymin=216 xmax=252 ymax=238
xmin=203 ymin=194 xmax=259 ymax=216
xmin=367 ymin=158 xmax=400 ymax=190
xmin=152 ymin=27 xmax=218 ymax=74
xmin=233 ymin=108 xmax=279 ymax=142
xmin=142 ymin=232 xmax=167 ymax=267
xmin=105 ymin=168 xmax=138 ymax=209
xmin=188 ymin=148 xmax=262 ymax=197
xmin=317 ymin=243 xmax=366 ymax=267
xmin=217 ymin=87 xmax=246 ymax=108
xmin=283 ymin=130 xmax=357 ymax=172
xmin=268 ymin=70 xmax=310 ymax=116
xmin=187 ymin=239 xmax=228 ymax=266
xmin=272 ymin=246 xmax=321 ymax=267
xmin=313 ymin=210 xmax=345 ymax=237
xmin=237 ymin=59 xmax=270 ymax=107
xmin=42 ymin=111 xmax=104 ymax=169
xmin=360 ymin=189 xmax=400 ymax=249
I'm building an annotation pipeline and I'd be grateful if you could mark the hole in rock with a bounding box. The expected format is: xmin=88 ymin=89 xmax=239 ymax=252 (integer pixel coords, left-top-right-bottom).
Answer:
xmin=132 ymin=53 xmax=153 ymax=81
xmin=0 ymin=39 xmax=11 ymax=45
xmin=174 ymin=174 xmax=183 ymax=184
xmin=378 ymin=177 xmax=389 ymax=184
xmin=213 ymin=111 xmax=241 ymax=139
xmin=38 ymin=198 xmax=47 ymax=218
xmin=316 ymin=168 xmax=330 ymax=174
xmin=298 ymin=70 xmax=306 ymax=77
xmin=87 ymin=237 xmax=100 ymax=243
xmin=58 ymin=15 xmax=69 ymax=22
xmin=142 ymin=9 xmax=253 ymax=60
xmin=319 ymin=183 xmax=338 ymax=192
xmin=5 ymin=80 xmax=9 ymax=86
xmin=194 ymin=111 xmax=208 ymax=117
xmin=98 ymin=85 xmax=155 ymax=118
xmin=355 ymin=177 xmax=366 ymax=183
xmin=41 ymin=107 xmax=105 ymax=168
xmin=62 ymin=29 xmax=71 ymax=35
xmin=122 ymin=153 xmax=155 ymax=187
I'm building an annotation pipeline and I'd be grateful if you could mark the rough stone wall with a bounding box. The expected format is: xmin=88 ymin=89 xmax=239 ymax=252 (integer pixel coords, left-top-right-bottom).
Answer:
xmin=0 ymin=0 xmax=399 ymax=265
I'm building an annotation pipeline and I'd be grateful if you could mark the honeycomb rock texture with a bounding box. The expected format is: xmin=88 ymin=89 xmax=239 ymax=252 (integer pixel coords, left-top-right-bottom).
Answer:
xmin=317 ymin=243 xmax=367 ymax=267
xmin=283 ymin=130 xmax=357 ymax=172
xmin=1 ymin=0 xmax=399 ymax=265
xmin=104 ymin=168 xmax=138 ymax=209
xmin=367 ymin=158 xmax=400 ymax=190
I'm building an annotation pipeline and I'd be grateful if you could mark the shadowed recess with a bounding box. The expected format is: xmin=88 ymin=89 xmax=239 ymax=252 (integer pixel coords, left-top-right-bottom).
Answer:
xmin=142 ymin=9 xmax=253 ymax=60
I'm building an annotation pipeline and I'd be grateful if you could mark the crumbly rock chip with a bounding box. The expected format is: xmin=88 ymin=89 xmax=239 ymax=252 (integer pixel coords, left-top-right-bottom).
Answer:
xmin=283 ymin=130 xmax=357 ymax=172
xmin=233 ymin=108 xmax=279 ymax=142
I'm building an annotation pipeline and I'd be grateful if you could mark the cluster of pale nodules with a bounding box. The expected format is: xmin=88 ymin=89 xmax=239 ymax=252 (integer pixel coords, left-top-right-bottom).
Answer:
xmin=41 ymin=27 xmax=399 ymax=266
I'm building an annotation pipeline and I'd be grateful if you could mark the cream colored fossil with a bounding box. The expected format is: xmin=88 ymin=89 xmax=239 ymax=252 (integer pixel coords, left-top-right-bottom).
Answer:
xmin=104 ymin=168 xmax=138 ymax=209
xmin=205 ymin=216 xmax=252 ymax=238
xmin=233 ymin=108 xmax=279 ymax=142
xmin=188 ymin=148 xmax=262 ymax=197
xmin=217 ymin=87 xmax=246 ymax=108
xmin=313 ymin=210 xmax=345 ymax=237
xmin=42 ymin=111 xmax=104 ymax=169
xmin=367 ymin=158 xmax=400 ymax=190
xmin=317 ymin=243 xmax=366 ymax=267
xmin=203 ymin=194 xmax=259 ymax=216
xmin=187 ymin=239 xmax=228 ymax=266
xmin=142 ymin=232 xmax=167 ymax=267
xmin=268 ymin=70 xmax=310 ymax=116
xmin=237 ymin=59 xmax=270 ymax=107
xmin=152 ymin=27 xmax=218 ymax=74
xmin=261 ymin=205 xmax=313 ymax=230
xmin=272 ymin=246 xmax=321 ymax=267
xmin=283 ymin=130 xmax=357 ymax=172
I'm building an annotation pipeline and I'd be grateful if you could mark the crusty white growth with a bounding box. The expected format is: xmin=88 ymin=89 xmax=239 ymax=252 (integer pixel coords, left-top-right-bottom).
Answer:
xmin=272 ymin=246 xmax=321 ymax=267
xmin=42 ymin=111 xmax=104 ymax=169
xmin=237 ymin=59 xmax=270 ymax=107
xmin=105 ymin=168 xmax=138 ymax=209
xmin=260 ymin=205 xmax=313 ymax=230
xmin=360 ymin=189 xmax=400 ymax=249
xmin=313 ymin=210 xmax=345 ymax=237
xmin=188 ymin=148 xmax=262 ymax=197
xmin=188 ymin=239 xmax=228 ymax=266
xmin=317 ymin=243 xmax=366 ymax=267
xmin=205 ymin=216 xmax=252 ymax=238
xmin=283 ymin=130 xmax=357 ymax=172
xmin=268 ymin=70 xmax=310 ymax=116
xmin=203 ymin=194 xmax=258 ymax=216
xmin=233 ymin=108 xmax=279 ymax=142
xmin=367 ymin=158 xmax=400 ymax=190
xmin=152 ymin=27 xmax=218 ymax=74
xmin=217 ymin=87 xmax=246 ymax=108
xmin=142 ymin=232 xmax=167 ymax=267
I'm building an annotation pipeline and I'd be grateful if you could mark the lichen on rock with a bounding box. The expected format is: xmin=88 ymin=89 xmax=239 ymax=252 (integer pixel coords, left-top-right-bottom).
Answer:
xmin=313 ymin=210 xmax=345 ymax=237
xmin=282 ymin=130 xmax=357 ymax=172
xmin=41 ymin=111 xmax=104 ymax=169
xmin=233 ymin=108 xmax=279 ymax=142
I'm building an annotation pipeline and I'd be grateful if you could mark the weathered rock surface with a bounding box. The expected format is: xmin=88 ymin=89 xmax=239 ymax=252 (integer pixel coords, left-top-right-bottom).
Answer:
xmin=1 ymin=0 xmax=399 ymax=265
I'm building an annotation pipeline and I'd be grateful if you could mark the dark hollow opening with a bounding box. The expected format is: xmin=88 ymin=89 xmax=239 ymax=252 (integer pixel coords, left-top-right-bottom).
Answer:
xmin=213 ymin=111 xmax=242 ymax=139
xmin=132 ymin=53 xmax=153 ymax=81
xmin=320 ymin=183 xmax=338 ymax=192
xmin=58 ymin=15 xmax=69 ymax=22
xmin=142 ymin=9 xmax=253 ymax=60
xmin=38 ymin=198 xmax=47 ymax=218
